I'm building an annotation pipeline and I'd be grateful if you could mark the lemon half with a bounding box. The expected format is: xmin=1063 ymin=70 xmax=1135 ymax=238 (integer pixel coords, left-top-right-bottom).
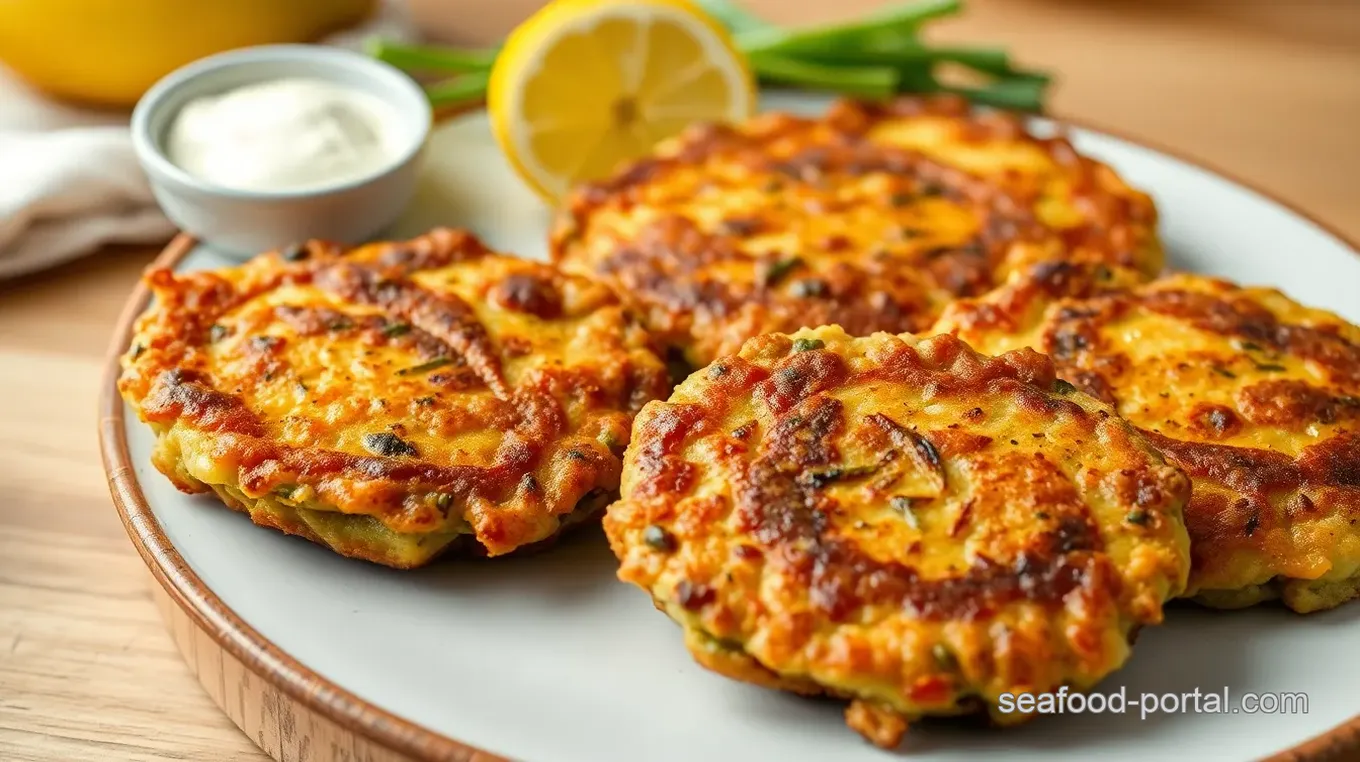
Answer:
xmin=489 ymin=0 xmax=756 ymax=204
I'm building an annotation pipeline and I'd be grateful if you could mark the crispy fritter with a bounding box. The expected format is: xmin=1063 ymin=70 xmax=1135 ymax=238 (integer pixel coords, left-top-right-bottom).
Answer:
xmin=552 ymin=95 xmax=1162 ymax=368
xmin=933 ymin=263 xmax=1360 ymax=612
xmin=118 ymin=229 xmax=671 ymax=568
xmin=605 ymin=325 xmax=1191 ymax=747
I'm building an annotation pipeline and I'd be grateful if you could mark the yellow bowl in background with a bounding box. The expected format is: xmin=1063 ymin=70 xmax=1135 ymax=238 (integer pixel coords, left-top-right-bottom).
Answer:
xmin=0 ymin=0 xmax=375 ymax=108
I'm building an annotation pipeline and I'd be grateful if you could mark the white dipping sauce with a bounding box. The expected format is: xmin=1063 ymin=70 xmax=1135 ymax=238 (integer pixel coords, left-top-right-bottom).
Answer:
xmin=165 ymin=78 xmax=400 ymax=192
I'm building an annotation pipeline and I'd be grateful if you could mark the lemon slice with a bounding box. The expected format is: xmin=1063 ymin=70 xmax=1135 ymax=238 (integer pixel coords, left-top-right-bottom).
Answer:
xmin=488 ymin=0 xmax=756 ymax=203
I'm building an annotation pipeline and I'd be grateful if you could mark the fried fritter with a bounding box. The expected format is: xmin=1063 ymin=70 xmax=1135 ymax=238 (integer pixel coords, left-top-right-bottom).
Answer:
xmin=552 ymin=95 xmax=1162 ymax=368
xmin=933 ymin=262 xmax=1360 ymax=612
xmin=605 ymin=325 xmax=1191 ymax=747
xmin=119 ymin=229 xmax=670 ymax=568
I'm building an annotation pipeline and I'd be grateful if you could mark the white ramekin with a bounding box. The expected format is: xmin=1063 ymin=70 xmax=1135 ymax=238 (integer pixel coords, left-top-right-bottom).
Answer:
xmin=131 ymin=44 xmax=432 ymax=257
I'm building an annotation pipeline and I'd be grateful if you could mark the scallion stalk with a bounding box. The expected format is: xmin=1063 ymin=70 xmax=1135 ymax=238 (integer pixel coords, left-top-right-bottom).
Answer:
xmin=367 ymin=39 xmax=499 ymax=72
xmin=747 ymin=52 xmax=899 ymax=98
xmin=367 ymin=0 xmax=1050 ymax=113
xmin=796 ymin=42 xmax=1010 ymax=74
xmin=426 ymin=71 xmax=491 ymax=108
xmin=735 ymin=0 xmax=962 ymax=56
xmin=944 ymin=75 xmax=1050 ymax=112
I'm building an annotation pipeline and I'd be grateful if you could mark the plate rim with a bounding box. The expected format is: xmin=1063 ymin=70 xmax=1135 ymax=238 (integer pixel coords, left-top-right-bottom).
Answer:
xmin=98 ymin=111 xmax=1360 ymax=762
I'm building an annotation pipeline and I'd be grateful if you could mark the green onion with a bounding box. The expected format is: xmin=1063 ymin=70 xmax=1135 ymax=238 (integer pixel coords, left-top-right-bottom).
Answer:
xmin=425 ymin=71 xmax=492 ymax=109
xmin=366 ymin=39 xmax=498 ymax=72
xmin=735 ymin=0 xmax=963 ymax=57
xmin=382 ymin=321 xmax=412 ymax=338
xmin=943 ymin=74 xmax=1052 ymax=112
xmin=761 ymin=256 xmax=804 ymax=286
xmin=796 ymin=42 xmax=1007 ymax=72
xmin=397 ymin=357 xmax=453 ymax=376
xmin=367 ymin=0 xmax=1050 ymax=114
xmin=747 ymin=51 xmax=898 ymax=97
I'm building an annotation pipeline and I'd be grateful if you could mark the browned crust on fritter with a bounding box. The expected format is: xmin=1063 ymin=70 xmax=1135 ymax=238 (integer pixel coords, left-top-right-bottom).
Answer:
xmin=209 ymin=484 xmax=422 ymax=568
xmin=934 ymin=262 xmax=1360 ymax=611
xmin=118 ymin=229 xmax=671 ymax=565
xmin=606 ymin=326 xmax=1191 ymax=746
xmin=552 ymin=95 xmax=1162 ymax=366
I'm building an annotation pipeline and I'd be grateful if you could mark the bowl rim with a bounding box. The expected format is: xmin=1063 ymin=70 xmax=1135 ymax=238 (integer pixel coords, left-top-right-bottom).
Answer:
xmin=130 ymin=43 xmax=432 ymax=201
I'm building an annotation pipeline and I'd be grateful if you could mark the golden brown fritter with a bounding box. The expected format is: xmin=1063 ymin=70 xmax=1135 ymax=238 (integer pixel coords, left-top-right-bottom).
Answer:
xmin=118 ymin=228 xmax=671 ymax=568
xmin=933 ymin=262 xmax=1360 ymax=612
xmin=605 ymin=325 xmax=1191 ymax=748
xmin=552 ymin=95 xmax=1162 ymax=368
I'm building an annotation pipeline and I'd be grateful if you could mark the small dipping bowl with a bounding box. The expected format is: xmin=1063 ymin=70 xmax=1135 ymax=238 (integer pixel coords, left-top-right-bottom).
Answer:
xmin=131 ymin=44 xmax=431 ymax=257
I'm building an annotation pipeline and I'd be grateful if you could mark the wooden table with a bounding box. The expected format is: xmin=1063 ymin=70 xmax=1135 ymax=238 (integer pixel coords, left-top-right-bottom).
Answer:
xmin=1 ymin=1 xmax=1356 ymax=760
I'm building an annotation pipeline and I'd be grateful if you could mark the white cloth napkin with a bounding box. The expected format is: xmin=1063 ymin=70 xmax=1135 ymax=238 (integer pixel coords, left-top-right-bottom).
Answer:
xmin=0 ymin=0 xmax=416 ymax=279
xmin=0 ymin=127 xmax=178 ymax=279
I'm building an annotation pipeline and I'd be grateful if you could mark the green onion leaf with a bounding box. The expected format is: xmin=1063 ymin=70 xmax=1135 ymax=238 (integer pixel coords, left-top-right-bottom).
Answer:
xmin=942 ymin=74 xmax=1050 ymax=113
xmin=425 ymin=71 xmax=492 ymax=108
xmin=761 ymin=256 xmax=804 ymax=286
xmin=748 ymin=51 xmax=899 ymax=97
xmin=398 ymin=357 xmax=453 ymax=376
xmin=366 ymin=38 xmax=499 ymax=72
xmin=737 ymin=0 xmax=962 ymax=57
xmin=365 ymin=0 xmax=1052 ymax=118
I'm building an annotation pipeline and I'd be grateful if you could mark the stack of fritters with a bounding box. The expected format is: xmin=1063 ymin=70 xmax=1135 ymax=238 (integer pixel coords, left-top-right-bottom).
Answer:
xmin=552 ymin=95 xmax=1162 ymax=368
xmin=581 ymin=95 xmax=1360 ymax=745
xmin=119 ymin=94 xmax=1360 ymax=750
xmin=119 ymin=228 xmax=671 ymax=567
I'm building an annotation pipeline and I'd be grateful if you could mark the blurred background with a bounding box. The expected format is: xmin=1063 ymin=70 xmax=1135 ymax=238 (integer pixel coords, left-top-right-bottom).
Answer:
xmin=1 ymin=0 xmax=1355 ymax=235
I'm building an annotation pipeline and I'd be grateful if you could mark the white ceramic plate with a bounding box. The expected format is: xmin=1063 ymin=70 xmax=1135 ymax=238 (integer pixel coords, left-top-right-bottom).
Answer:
xmin=111 ymin=92 xmax=1360 ymax=762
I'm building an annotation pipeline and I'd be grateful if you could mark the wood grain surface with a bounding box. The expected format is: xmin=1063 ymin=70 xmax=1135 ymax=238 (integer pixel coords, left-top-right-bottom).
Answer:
xmin=1 ymin=1 xmax=1358 ymax=760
